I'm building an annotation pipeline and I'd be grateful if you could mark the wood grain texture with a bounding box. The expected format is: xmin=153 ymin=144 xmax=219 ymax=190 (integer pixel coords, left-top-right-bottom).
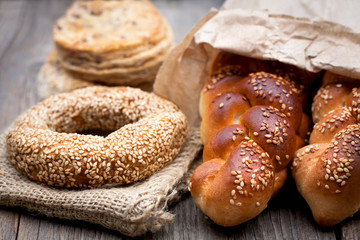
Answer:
xmin=149 ymin=180 xmax=339 ymax=240
xmin=0 ymin=0 xmax=358 ymax=239
xmin=341 ymin=214 xmax=360 ymax=240
xmin=0 ymin=207 xmax=19 ymax=240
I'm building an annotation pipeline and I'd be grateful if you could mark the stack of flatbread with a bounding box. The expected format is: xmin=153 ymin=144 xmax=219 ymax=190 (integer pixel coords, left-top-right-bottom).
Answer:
xmin=38 ymin=0 xmax=174 ymax=99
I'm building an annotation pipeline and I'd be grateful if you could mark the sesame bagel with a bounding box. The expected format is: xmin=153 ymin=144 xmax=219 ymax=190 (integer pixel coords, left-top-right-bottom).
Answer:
xmin=6 ymin=86 xmax=188 ymax=188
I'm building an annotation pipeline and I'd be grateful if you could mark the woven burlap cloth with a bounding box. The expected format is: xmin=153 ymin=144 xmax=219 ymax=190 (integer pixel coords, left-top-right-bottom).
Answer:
xmin=0 ymin=127 xmax=202 ymax=237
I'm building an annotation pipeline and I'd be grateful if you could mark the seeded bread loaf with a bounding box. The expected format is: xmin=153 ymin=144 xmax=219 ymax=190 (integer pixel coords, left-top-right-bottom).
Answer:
xmin=189 ymin=53 xmax=312 ymax=226
xmin=291 ymin=72 xmax=360 ymax=226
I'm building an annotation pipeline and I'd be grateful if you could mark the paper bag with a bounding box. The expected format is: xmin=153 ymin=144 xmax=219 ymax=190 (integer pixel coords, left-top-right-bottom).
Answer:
xmin=154 ymin=1 xmax=360 ymax=126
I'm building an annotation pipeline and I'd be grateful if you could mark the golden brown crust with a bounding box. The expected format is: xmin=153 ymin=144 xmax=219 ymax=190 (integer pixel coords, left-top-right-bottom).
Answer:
xmin=239 ymin=106 xmax=297 ymax=171
xmin=211 ymin=52 xmax=319 ymax=107
xmin=292 ymin=127 xmax=360 ymax=226
xmin=237 ymin=73 xmax=303 ymax=129
xmin=37 ymin=49 xmax=154 ymax=99
xmin=203 ymin=124 xmax=248 ymax=163
xmin=6 ymin=86 xmax=188 ymax=188
xmin=312 ymin=83 xmax=352 ymax=124
xmin=192 ymin=63 xmax=311 ymax=226
xmin=53 ymin=0 xmax=164 ymax=53
xmin=310 ymin=108 xmax=356 ymax=144
xmin=202 ymin=72 xmax=303 ymax=124
xmin=52 ymin=0 xmax=174 ymax=85
xmin=200 ymin=92 xmax=250 ymax=143
xmin=190 ymin=139 xmax=275 ymax=226
xmin=292 ymin=72 xmax=360 ymax=226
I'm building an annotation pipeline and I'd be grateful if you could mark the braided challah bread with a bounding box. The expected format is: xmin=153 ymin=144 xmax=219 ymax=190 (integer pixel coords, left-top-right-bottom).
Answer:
xmin=291 ymin=72 xmax=360 ymax=227
xmin=189 ymin=55 xmax=312 ymax=226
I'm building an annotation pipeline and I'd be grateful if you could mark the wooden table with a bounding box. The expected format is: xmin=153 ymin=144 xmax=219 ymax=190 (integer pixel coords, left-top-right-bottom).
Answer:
xmin=0 ymin=0 xmax=359 ymax=239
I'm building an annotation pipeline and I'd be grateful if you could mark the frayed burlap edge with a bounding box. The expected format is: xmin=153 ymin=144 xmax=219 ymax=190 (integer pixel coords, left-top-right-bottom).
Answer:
xmin=0 ymin=127 xmax=202 ymax=237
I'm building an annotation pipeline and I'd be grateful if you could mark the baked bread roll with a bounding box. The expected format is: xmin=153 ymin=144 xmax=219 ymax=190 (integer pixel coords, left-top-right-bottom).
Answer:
xmin=37 ymin=49 xmax=94 ymax=99
xmin=37 ymin=49 xmax=153 ymax=99
xmin=189 ymin=55 xmax=312 ymax=226
xmin=52 ymin=0 xmax=174 ymax=86
xmin=291 ymin=72 xmax=360 ymax=226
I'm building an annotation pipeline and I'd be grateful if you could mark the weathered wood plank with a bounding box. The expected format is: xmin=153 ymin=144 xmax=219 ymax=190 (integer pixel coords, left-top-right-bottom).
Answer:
xmin=152 ymin=180 xmax=337 ymax=240
xmin=0 ymin=1 xmax=26 ymax=60
xmin=0 ymin=2 xmax=26 ymax=239
xmin=0 ymin=0 xmax=26 ymax=132
xmin=0 ymin=0 xmax=72 ymax=132
xmin=0 ymin=208 xmax=19 ymax=240
xmin=342 ymin=214 xmax=360 ymax=240
xmin=17 ymin=214 xmax=41 ymax=240
xmin=36 ymin=217 xmax=123 ymax=240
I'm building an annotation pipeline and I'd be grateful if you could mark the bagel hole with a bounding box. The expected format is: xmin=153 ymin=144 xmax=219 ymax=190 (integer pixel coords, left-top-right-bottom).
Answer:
xmin=77 ymin=129 xmax=115 ymax=137
xmin=56 ymin=112 xmax=128 ymax=137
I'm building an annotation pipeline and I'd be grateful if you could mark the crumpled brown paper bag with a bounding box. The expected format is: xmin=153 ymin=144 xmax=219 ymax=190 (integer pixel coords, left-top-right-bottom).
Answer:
xmin=154 ymin=1 xmax=360 ymax=126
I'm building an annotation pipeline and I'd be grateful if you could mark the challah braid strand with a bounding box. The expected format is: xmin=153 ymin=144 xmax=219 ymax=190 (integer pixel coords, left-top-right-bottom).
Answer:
xmin=291 ymin=72 xmax=360 ymax=227
xmin=190 ymin=69 xmax=310 ymax=226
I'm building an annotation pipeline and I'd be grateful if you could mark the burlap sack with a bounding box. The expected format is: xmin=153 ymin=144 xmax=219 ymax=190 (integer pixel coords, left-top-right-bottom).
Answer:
xmin=0 ymin=127 xmax=202 ymax=237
